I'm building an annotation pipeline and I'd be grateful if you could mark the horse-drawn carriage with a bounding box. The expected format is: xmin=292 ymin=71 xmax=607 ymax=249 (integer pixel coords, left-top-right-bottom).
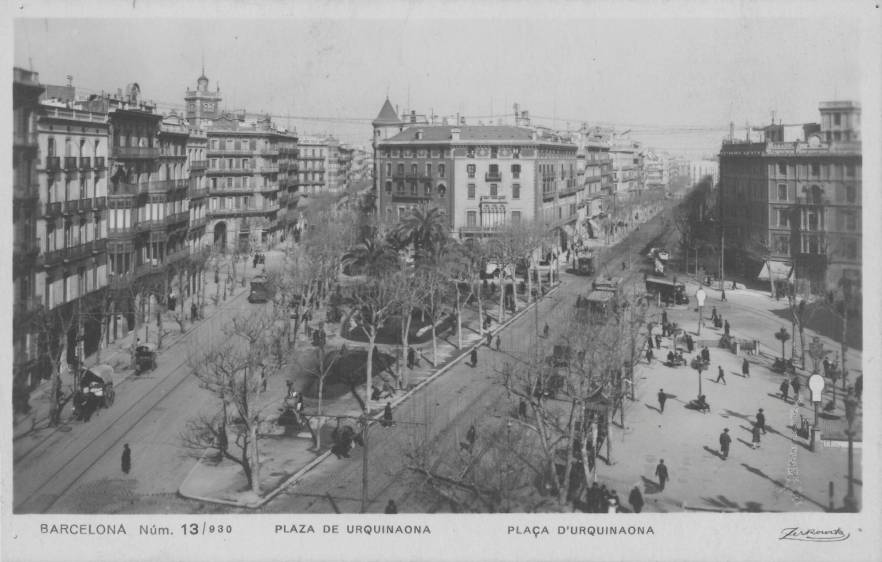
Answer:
xmin=73 ymin=364 xmax=115 ymax=422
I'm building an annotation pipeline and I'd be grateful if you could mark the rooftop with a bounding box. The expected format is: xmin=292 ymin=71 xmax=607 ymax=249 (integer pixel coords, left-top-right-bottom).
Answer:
xmin=372 ymin=98 xmax=404 ymax=126
xmin=383 ymin=125 xmax=575 ymax=146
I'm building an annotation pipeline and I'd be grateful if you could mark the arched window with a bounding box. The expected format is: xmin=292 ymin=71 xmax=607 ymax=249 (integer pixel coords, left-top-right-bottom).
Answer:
xmin=437 ymin=184 xmax=446 ymax=198
xmin=79 ymin=139 xmax=86 ymax=157
xmin=64 ymin=138 xmax=73 ymax=157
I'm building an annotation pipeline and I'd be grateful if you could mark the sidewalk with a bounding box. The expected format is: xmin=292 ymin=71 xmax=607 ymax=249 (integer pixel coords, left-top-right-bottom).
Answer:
xmin=12 ymin=255 xmax=260 ymax=441
xmin=178 ymin=280 xmax=564 ymax=508
xmin=593 ymin=282 xmax=862 ymax=513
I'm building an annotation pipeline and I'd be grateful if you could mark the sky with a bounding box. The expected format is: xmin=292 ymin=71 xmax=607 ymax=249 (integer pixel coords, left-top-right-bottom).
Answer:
xmin=12 ymin=7 xmax=865 ymax=158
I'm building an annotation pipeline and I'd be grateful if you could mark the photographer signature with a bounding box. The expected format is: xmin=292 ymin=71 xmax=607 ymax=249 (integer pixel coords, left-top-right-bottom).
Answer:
xmin=779 ymin=527 xmax=850 ymax=542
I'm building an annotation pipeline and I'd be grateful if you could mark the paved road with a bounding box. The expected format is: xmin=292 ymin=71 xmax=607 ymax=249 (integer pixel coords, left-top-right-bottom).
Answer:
xmin=12 ymin=258 xmax=276 ymax=514
xmin=259 ymin=210 xmax=676 ymax=513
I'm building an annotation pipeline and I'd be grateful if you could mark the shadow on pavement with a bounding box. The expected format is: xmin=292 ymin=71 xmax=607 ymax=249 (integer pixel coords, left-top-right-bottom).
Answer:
xmin=641 ymin=476 xmax=662 ymax=495
xmin=700 ymin=495 xmax=766 ymax=512
xmin=702 ymin=445 xmax=724 ymax=460
xmin=645 ymin=403 xmax=662 ymax=414
xmin=740 ymin=462 xmax=827 ymax=510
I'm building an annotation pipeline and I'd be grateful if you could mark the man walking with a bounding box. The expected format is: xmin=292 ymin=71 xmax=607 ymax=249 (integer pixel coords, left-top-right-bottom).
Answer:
xmin=470 ymin=347 xmax=478 ymax=367
xmin=486 ymin=332 xmax=492 ymax=346
xmin=543 ymin=323 xmax=550 ymax=338
xmin=790 ymin=376 xmax=801 ymax=402
xmin=495 ymin=335 xmax=501 ymax=352
xmin=715 ymin=365 xmax=727 ymax=385
xmin=724 ymin=319 xmax=730 ymax=337
xmin=719 ymin=428 xmax=731 ymax=460
xmin=384 ymin=499 xmax=398 ymax=514
xmin=756 ymin=408 xmax=766 ymax=434
xmin=779 ymin=379 xmax=790 ymax=402
xmin=655 ymin=459 xmax=669 ymax=490
xmin=657 ymin=389 xmax=667 ymax=413
xmin=742 ymin=358 xmax=750 ymax=378
xmin=701 ymin=346 xmax=710 ymax=363
xmin=407 ymin=347 xmax=415 ymax=369
xmin=751 ymin=423 xmax=762 ymax=449
xmin=465 ymin=424 xmax=477 ymax=452
xmin=629 ymin=484 xmax=645 ymax=513
xmin=121 ymin=444 xmax=132 ymax=474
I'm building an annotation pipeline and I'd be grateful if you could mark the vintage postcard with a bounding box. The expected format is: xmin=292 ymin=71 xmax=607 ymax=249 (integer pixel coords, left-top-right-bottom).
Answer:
xmin=3 ymin=0 xmax=880 ymax=560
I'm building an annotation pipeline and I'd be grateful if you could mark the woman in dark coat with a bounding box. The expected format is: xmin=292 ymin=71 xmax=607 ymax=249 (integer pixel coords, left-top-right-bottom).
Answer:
xmin=628 ymin=485 xmax=645 ymax=513
xmin=121 ymin=444 xmax=132 ymax=474
xmin=470 ymin=348 xmax=478 ymax=367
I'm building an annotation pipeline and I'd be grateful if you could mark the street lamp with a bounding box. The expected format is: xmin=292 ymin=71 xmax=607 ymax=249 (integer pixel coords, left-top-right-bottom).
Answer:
xmin=695 ymin=287 xmax=706 ymax=336
xmin=690 ymin=356 xmax=707 ymax=398
xmin=843 ymin=389 xmax=858 ymax=512
xmin=808 ymin=373 xmax=825 ymax=452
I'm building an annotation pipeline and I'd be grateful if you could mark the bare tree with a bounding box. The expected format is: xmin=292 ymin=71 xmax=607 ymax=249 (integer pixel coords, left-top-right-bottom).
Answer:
xmin=299 ymin=344 xmax=343 ymax=449
xmin=350 ymin=277 xmax=400 ymax=412
xmin=185 ymin=311 xmax=286 ymax=495
xmin=28 ymin=303 xmax=79 ymax=425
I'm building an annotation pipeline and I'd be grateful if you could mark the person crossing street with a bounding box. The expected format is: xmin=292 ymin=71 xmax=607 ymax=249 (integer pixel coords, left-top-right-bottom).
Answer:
xmin=655 ymin=459 xmax=669 ymax=491
xmin=657 ymin=389 xmax=667 ymax=413
xmin=755 ymin=408 xmax=766 ymax=434
xmin=719 ymin=428 xmax=731 ymax=460
xmin=715 ymin=365 xmax=727 ymax=385
xmin=742 ymin=358 xmax=750 ymax=378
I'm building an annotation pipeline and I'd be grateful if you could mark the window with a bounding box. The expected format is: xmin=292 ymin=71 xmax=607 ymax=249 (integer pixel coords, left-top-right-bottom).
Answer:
xmin=410 ymin=163 xmax=418 ymax=176
xmin=489 ymin=164 xmax=499 ymax=176
xmin=844 ymin=211 xmax=857 ymax=231
xmin=774 ymin=235 xmax=790 ymax=255
xmin=467 ymin=164 xmax=476 ymax=178
xmin=468 ymin=184 xmax=476 ymax=199
xmin=845 ymin=184 xmax=856 ymax=203
xmin=426 ymin=163 xmax=432 ymax=177
xmin=778 ymin=162 xmax=786 ymax=175
xmin=511 ymin=164 xmax=521 ymax=179
xmin=811 ymin=163 xmax=820 ymax=177
xmin=777 ymin=209 xmax=790 ymax=227
xmin=777 ymin=184 xmax=787 ymax=201
xmin=424 ymin=182 xmax=432 ymax=195
xmin=558 ymin=207 xmax=562 ymax=219
xmin=845 ymin=238 xmax=858 ymax=259
xmin=410 ymin=181 xmax=417 ymax=194
xmin=467 ymin=211 xmax=477 ymax=227
xmin=512 ymin=147 xmax=520 ymax=159
xmin=385 ymin=181 xmax=392 ymax=194
xmin=490 ymin=184 xmax=498 ymax=197
xmin=396 ymin=181 xmax=404 ymax=193
xmin=490 ymin=147 xmax=498 ymax=159
xmin=227 ymin=177 xmax=233 ymax=188
xmin=833 ymin=131 xmax=841 ymax=141
xmin=845 ymin=163 xmax=855 ymax=177
xmin=512 ymin=184 xmax=521 ymax=199
xmin=834 ymin=113 xmax=841 ymax=126
xmin=511 ymin=211 xmax=521 ymax=224
xmin=396 ymin=163 xmax=404 ymax=176
xmin=467 ymin=147 xmax=475 ymax=158
xmin=439 ymin=164 xmax=446 ymax=178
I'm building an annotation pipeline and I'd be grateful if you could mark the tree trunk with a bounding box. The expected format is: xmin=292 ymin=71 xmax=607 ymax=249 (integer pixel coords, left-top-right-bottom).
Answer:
xmin=841 ymin=304 xmax=848 ymax=391
xmin=475 ymin=278 xmax=484 ymax=338
xmin=249 ymin=423 xmax=261 ymax=495
xmin=455 ymin=288 xmax=463 ymax=350
xmin=559 ymin=399 xmax=578 ymax=506
xmin=316 ymin=376 xmax=324 ymax=450
xmin=498 ymin=269 xmax=505 ymax=324
xmin=365 ymin=332 xmax=376 ymax=414
xmin=398 ymin=305 xmax=413 ymax=387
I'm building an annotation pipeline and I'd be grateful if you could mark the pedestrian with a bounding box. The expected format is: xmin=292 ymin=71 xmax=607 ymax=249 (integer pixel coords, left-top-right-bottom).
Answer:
xmin=732 ymin=280 xmax=737 ymax=290
xmin=756 ymin=408 xmax=766 ymax=434
xmin=470 ymin=347 xmax=478 ymax=367
xmin=599 ymin=484 xmax=610 ymax=512
xmin=466 ymin=424 xmax=477 ymax=450
xmin=645 ymin=347 xmax=654 ymax=364
xmin=608 ymin=491 xmax=620 ymax=513
xmin=715 ymin=365 xmax=726 ymax=385
xmin=711 ymin=306 xmax=718 ymax=323
xmin=486 ymin=332 xmax=492 ymax=346
xmin=657 ymin=389 xmax=667 ymax=413
xmin=661 ymin=310 xmax=668 ymax=328
xmin=382 ymin=402 xmax=394 ymax=428
xmin=779 ymin=379 xmax=790 ymax=402
xmin=751 ymin=423 xmax=761 ymax=449
xmin=822 ymin=357 xmax=830 ymax=378
xmin=295 ymin=393 xmax=304 ymax=423
xmin=701 ymin=346 xmax=710 ymax=363
xmin=130 ymin=337 xmax=140 ymax=369
xmin=686 ymin=334 xmax=694 ymax=353
xmin=495 ymin=335 xmax=501 ymax=351
xmin=407 ymin=347 xmax=415 ymax=369
xmin=742 ymin=358 xmax=750 ymax=378
xmin=724 ymin=320 xmax=730 ymax=337
xmin=790 ymin=377 xmax=801 ymax=401
xmin=543 ymin=323 xmax=549 ymax=338
xmin=855 ymin=374 xmax=863 ymax=401
xmin=655 ymin=459 xmax=669 ymax=490
xmin=384 ymin=499 xmax=398 ymax=514
xmin=121 ymin=444 xmax=131 ymax=474
xmin=719 ymin=428 xmax=731 ymax=460
xmin=285 ymin=380 xmax=294 ymax=400
xmin=260 ymin=369 xmax=268 ymax=392
xmin=654 ymin=334 xmax=662 ymax=349
xmin=588 ymin=482 xmax=601 ymax=513
xmin=518 ymin=398 xmax=528 ymax=419
xmin=628 ymin=484 xmax=645 ymax=513
xmin=191 ymin=301 xmax=198 ymax=322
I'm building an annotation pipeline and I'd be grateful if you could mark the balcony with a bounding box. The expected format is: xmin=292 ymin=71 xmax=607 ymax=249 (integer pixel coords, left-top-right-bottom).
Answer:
xmin=43 ymin=238 xmax=107 ymax=264
xmin=259 ymin=147 xmax=279 ymax=156
xmin=257 ymin=165 xmax=279 ymax=174
xmin=207 ymin=166 xmax=255 ymax=175
xmin=189 ymin=215 xmax=209 ymax=229
xmin=136 ymin=219 xmax=164 ymax=232
xmin=135 ymin=260 xmax=164 ymax=277
xmin=118 ymin=179 xmax=189 ymax=194
xmin=206 ymin=148 xmax=253 ymax=156
xmin=44 ymin=201 xmax=64 ymax=217
xmin=165 ymin=247 xmax=190 ymax=264
xmin=62 ymin=198 xmax=99 ymax=214
xmin=208 ymin=204 xmax=279 ymax=217
xmin=166 ymin=211 xmax=189 ymax=226
xmin=480 ymin=195 xmax=507 ymax=203
xmin=190 ymin=160 xmax=208 ymax=171
xmin=94 ymin=157 xmax=106 ymax=170
xmin=45 ymin=156 xmax=61 ymax=172
xmin=796 ymin=196 xmax=831 ymax=206
xmin=485 ymin=172 xmax=502 ymax=182
xmin=391 ymin=192 xmax=432 ymax=202
xmin=107 ymin=227 xmax=136 ymax=241
xmin=189 ymin=185 xmax=208 ymax=199
xmin=13 ymin=297 xmax=43 ymax=318
xmin=64 ymin=157 xmax=79 ymax=172
xmin=79 ymin=157 xmax=92 ymax=171
xmin=14 ymin=236 xmax=41 ymax=258
xmin=112 ymin=146 xmax=160 ymax=159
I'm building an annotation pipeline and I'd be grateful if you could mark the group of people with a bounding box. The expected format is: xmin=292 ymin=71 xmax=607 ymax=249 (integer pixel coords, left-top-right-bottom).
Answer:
xmin=583 ymin=482 xmax=623 ymax=513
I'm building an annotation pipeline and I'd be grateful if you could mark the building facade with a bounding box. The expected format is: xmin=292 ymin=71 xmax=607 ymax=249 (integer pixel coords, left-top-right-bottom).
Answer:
xmin=296 ymin=137 xmax=328 ymax=196
xmin=374 ymin=109 xmax=579 ymax=244
xmin=718 ymin=101 xmax=861 ymax=296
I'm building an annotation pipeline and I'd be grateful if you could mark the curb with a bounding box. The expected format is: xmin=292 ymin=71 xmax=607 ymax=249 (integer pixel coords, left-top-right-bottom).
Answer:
xmin=177 ymin=281 xmax=565 ymax=509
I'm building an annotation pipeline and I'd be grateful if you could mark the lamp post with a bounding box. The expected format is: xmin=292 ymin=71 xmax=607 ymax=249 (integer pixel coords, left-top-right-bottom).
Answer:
xmin=843 ymin=390 xmax=858 ymax=512
xmin=808 ymin=374 xmax=825 ymax=452
xmin=690 ymin=356 xmax=707 ymax=398
xmin=695 ymin=287 xmax=706 ymax=336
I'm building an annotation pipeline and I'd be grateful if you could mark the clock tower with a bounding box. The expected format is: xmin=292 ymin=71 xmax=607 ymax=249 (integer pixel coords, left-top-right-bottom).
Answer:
xmin=184 ymin=65 xmax=222 ymax=127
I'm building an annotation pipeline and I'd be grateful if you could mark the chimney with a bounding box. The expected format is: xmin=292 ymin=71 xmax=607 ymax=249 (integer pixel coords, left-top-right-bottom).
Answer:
xmin=460 ymin=116 xmax=466 ymax=126
xmin=416 ymin=129 xmax=423 ymax=140
xmin=410 ymin=110 xmax=416 ymax=123
xmin=450 ymin=128 xmax=461 ymax=141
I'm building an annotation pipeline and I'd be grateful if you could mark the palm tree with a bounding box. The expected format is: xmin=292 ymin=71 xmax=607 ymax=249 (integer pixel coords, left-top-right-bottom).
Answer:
xmin=342 ymin=236 xmax=399 ymax=278
xmin=390 ymin=206 xmax=450 ymax=265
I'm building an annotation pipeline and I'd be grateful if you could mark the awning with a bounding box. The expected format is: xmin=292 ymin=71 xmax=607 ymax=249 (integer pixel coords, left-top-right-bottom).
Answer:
xmin=757 ymin=260 xmax=793 ymax=282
